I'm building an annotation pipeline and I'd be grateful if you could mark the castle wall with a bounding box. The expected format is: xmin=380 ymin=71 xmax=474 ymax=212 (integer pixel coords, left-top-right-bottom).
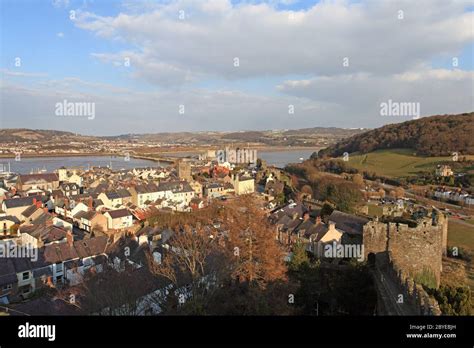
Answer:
xmin=363 ymin=216 xmax=446 ymax=288
xmin=385 ymin=252 xmax=441 ymax=315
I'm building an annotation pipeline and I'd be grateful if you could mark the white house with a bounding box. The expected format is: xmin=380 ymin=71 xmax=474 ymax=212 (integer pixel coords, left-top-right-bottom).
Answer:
xmin=104 ymin=209 xmax=133 ymax=230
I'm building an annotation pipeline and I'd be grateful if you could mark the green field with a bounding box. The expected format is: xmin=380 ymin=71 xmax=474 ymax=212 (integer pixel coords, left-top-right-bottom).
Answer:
xmin=367 ymin=204 xmax=383 ymax=217
xmin=346 ymin=148 xmax=468 ymax=178
xmin=448 ymin=220 xmax=474 ymax=253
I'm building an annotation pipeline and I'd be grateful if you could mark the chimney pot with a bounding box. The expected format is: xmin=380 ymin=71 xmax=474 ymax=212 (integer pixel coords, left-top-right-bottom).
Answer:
xmin=66 ymin=231 xmax=74 ymax=247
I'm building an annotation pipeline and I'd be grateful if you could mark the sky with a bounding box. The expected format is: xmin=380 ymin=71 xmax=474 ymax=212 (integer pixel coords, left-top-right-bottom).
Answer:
xmin=0 ymin=0 xmax=473 ymax=135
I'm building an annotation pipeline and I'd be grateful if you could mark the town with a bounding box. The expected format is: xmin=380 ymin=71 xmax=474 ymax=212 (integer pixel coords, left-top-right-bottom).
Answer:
xmin=0 ymin=138 xmax=472 ymax=316
xmin=1 ymin=0 xmax=473 ymax=344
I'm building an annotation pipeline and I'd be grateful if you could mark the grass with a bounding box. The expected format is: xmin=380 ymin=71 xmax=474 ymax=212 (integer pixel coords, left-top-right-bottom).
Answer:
xmin=445 ymin=219 xmax=474 ymax=312
xmin=413 ymin=268 xmax=438 ymax=289
xmin=448 ymin=220 xmax=474 ymax=253
xmin=464 ymin=219 xmax=474 ymax=226
xmin=345 ymin=148 xmax=473 ymax=178
xmin=367 ymin=204 xmax=383 ymax=217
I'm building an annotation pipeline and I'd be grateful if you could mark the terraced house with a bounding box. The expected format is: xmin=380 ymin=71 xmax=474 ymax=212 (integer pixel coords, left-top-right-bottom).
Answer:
xmin=17 ymin=173 xmax=60 ymax=192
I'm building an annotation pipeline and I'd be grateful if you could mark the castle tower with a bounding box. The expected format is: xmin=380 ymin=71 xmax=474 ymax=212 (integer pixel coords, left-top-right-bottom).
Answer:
xmin=177 ymin=160 xmax=192 ymax=182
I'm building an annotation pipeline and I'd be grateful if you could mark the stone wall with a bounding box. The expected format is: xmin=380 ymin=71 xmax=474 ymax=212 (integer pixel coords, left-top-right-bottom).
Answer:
xmin=385 ymin=251 xmax=442 ymax=315
xmin=363 ymin=214 xmax=447 ymax=288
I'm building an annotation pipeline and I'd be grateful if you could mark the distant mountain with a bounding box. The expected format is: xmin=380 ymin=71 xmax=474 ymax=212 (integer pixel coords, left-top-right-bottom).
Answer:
xmin=318 ymin=112 xmax=474 ymax=157
xmin=0 ymin=127 xmax=364 ymax=147
xmin=0 ymin=129 xmax=98 ymax=143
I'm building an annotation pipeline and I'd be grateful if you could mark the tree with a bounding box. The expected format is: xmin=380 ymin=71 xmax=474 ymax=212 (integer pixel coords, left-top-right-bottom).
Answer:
xmin=9 ymin=224 xmax=19 ymax=235
xmin=300 ymin=185 xmax=313 ymax=199
xmin=288 ymin=241 xmax=310 ymax=272
xmin=149 ymin=223 xmax=228 ymax=313
xmin=320 ymin=203 xmax=334 ymax=219
xmin=428 ymin=285 xmax=471 ymax=315
xmin=145 ymin=197 xmax=288 ymax=314
xmin=226 ymin=197 xmax=287 ymax=287
xmin=61 ymin=260 xmax=165 ymax=315
xmin=352 ymin=174 xmax=364 ymax=187
xmin=394 ymin=187 xmax=405 ymax=198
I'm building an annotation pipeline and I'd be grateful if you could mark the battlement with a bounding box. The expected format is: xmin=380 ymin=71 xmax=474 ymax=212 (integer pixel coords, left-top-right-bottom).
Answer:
xmin=363 ymin=214 xmax=447 ymax=288
xmin=386 ymin=252 xmax=441 ymax=315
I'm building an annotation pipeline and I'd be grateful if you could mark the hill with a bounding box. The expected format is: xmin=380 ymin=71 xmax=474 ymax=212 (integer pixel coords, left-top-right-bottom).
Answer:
xmin=0 ymin=127 xmax=364 ymax=148
xmin=319 ymin=112 xmax=474 ymax=157
xmin=345 ymin=149 xmax=474 ymax=178
xmin=0 ymin=129 xmax=98 ymax=143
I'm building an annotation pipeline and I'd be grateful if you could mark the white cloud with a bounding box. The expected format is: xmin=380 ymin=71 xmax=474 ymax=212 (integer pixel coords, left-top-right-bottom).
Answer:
xmin=73 ymin=0 xmax=472 ymax=85
xmin=1 ymin=69 xmax=48 ymax=78
xmin=2 ymin=1 xmax=473 ymax=133
xmin=52 ymin=0 xmax=70 ymax=9
xmin=277 ymin=67 xmax=474 ymax=125
xmin=1 ymin=77 xmax=330 ymax=135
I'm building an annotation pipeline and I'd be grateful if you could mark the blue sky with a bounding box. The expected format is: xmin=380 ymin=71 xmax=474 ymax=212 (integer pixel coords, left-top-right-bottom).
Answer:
xmin=1 ymin=0 xmax=473 ymax=135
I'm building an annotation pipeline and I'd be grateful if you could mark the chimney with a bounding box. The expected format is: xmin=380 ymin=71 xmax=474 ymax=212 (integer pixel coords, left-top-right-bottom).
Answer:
xmin=36 ymin=199 xmax=42 ymax=208
xmin=328 ymin=221 xmax=336 ymax=231
xmin=66 ymin=230 xmax=74 ymax=247
xmin=46 ymin=218 xmax=54 ymax=227
xmin=316 ymin=216 xmax=322 ymax=225
xmin=33 ymin=198 xmax=37 ymax=206
xmin=88 ymin=197 xmax=93 ymax=210
xmin=303 ymin=211 xmax=310 ymax=221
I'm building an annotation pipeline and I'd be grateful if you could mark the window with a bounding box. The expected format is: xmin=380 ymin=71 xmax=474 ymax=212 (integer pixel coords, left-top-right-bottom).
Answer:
xmin=55 ymin=262 xmax=63 ymax=273
xmin=83 ymin=258 xmax=92 ymax=268
xmin=22 ymin=272 xmax=30 ymax=281
xmin=2 ymin=284 xmax=12 ymax=291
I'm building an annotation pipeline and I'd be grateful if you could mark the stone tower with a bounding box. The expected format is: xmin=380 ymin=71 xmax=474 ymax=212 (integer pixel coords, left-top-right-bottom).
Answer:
xmin=177 ymin=160 xmax=192 ymax=182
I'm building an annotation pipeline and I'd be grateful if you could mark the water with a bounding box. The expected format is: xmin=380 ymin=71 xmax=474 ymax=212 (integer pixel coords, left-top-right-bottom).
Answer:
xmin=0 ymin=156 xmax=160 ymax=174
xmin=259 ymin=149 xmax=318 ymax=168
xmin=0 ymin=149 xmax=318 ymax=174
xmin=162 ymin=149 xmax=319 ymax=167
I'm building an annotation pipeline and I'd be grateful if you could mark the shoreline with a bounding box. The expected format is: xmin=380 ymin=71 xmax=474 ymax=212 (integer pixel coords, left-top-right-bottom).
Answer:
xmin=0 ymin=146 xmax=322 ymax=159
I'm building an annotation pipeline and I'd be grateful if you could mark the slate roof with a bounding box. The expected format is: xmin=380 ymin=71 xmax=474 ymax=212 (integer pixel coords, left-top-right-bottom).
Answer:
xmin=3 ymin=195 xmax=43 ymax=209
xmin=105 ymin=209 xmax=131 ymax=219
xmin=21 ymin=205 xmax=40 ymax=218
xmin=19 ymin=173 xmax=59 ymax=184
xmin=25 ymin=225 xmax=68 ymax=244
xmin=135 ymin=183 xmax=160 ymax=194
xmin=0 ymin=215 xmax=20 ymax=224
xmin=0 ymin=259 xmax=17 ymax=287
xmin=328 ymin=210 xmax=369 ymax=235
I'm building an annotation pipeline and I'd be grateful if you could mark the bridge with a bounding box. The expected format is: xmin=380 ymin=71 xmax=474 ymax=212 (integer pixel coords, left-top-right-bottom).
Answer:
xmin=131 ymin=155 xmax=178 ymax=165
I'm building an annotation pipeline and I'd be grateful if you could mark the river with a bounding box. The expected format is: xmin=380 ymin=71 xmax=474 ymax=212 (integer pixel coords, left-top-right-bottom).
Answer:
xmin=0 ymin=149 xmax=318 ymax=174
